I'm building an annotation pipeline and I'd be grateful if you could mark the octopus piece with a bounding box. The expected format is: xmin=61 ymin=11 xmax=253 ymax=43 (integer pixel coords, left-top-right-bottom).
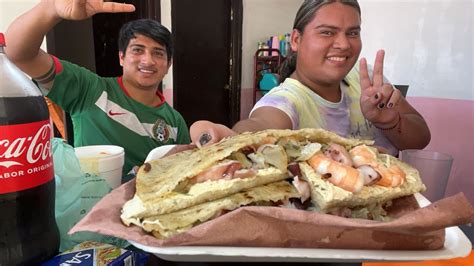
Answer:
xmin=287 ymin=162 xmax=302 ymax=177
xmin=190 ymin=160 xmax=255 ymax=184
xmin=323 ymin=143 xmax=353 ymax=166
xmin=291 ymin=176 xmax=311 ymax=202
xmin=357 ymin=165 xmax=382 ymax=185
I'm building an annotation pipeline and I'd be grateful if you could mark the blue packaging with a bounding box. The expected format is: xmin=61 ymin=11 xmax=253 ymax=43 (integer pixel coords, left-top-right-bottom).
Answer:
xmin=41 ymin=241 xmax=148 ymax=266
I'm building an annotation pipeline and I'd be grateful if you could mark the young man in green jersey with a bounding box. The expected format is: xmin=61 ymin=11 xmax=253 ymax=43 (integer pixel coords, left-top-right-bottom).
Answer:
xmin=5 ymin=0 xmax=192 ymax=174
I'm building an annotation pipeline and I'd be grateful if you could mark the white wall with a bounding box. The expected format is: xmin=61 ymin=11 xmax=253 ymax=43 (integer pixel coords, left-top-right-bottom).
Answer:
xmin=242 ymin=0 xmax=303 ymax=89
xmin=242 ymin=0 xmax=473 ymax=100
xmin=359 ymin=0 xmax=473 ymax=100
xmin=3 ymin=1 xmax=471 ymax=101
xmin=160 ymin=0 xmax=173 ymax=106
xmin=0 ymin=0 xmax=47 ymax=51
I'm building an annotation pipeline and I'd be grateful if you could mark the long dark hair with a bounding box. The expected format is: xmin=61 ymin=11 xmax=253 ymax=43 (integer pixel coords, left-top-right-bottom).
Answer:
xmin=279 ymin=0 xmax=361 ymax=80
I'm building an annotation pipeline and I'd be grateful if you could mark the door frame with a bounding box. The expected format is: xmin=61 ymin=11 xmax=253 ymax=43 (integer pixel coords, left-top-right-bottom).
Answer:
xmin=229 ymin=0 xmax=243 ymax=125
xmin=171 ymin=0 xmax=243 ymax=127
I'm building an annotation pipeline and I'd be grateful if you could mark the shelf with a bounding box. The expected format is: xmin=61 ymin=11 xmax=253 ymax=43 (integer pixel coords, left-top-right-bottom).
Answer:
xmin=253 ymin=48 xmax=285 ymax=105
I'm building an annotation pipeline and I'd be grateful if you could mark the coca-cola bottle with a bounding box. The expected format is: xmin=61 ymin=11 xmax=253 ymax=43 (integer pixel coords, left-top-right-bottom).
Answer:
xmin=0 ymin=33 xmax=59 ymax=265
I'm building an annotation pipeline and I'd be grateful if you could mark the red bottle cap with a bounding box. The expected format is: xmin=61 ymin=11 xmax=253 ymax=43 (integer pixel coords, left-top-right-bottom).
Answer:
xmin=0 ymin=33 xmax=5 ymax=46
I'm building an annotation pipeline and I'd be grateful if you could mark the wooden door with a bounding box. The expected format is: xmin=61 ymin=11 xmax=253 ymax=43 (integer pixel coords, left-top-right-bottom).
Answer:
xmin=172 ymin=0 xmax=242 ymax=128
xmin=92 ymin=0 xmax=161 ymax=77
xmin=46 ymin=1 xmax=160 ymax=77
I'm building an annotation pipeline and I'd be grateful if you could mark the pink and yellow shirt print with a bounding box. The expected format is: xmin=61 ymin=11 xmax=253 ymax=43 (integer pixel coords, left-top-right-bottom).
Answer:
xmin=251 ymin=69 xmax=398 ymax=156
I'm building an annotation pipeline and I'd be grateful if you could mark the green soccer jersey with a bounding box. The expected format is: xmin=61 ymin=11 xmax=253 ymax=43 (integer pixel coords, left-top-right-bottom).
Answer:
xmin=47 ymin=59 xmax=190 ymax=174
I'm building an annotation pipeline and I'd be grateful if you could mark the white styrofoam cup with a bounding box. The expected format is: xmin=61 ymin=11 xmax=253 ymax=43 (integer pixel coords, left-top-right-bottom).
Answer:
xmin=74 ymin=145 xmax=125 ymax=189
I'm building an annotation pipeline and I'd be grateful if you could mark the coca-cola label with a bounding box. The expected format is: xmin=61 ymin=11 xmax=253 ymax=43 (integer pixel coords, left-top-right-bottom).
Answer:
xmin=0 ymin=120 xmax=54 ymax=194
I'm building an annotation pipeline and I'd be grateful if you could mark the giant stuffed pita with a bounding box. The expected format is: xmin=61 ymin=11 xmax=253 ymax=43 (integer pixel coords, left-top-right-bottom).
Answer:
xmin=121 ymin=128 xmax=425 ymax=239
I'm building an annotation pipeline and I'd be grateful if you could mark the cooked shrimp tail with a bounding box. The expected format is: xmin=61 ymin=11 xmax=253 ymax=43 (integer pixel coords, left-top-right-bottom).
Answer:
xmin=307 ymin=153 xmax=364 ymax=193
xmin=349 ymin=145 xmax=378 ymax=168
xmin=374 ymin=164 xmax=406 ymax=187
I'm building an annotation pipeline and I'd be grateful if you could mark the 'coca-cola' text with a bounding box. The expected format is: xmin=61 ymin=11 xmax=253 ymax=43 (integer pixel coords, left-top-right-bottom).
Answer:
xmin=0 ymin=120 xmax=54 ymax=194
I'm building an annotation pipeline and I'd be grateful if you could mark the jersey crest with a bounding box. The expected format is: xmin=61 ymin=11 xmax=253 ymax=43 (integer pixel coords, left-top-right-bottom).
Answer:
xmin=152 ymin=118 xmax=173 ymax=143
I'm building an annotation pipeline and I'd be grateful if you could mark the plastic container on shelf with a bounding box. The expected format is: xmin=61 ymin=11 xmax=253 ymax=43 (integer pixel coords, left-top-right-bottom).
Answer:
xmin=259 ymin=73 xmax=279 ymax=94
xmin=253 ymin=48 xmax=285 ymax=104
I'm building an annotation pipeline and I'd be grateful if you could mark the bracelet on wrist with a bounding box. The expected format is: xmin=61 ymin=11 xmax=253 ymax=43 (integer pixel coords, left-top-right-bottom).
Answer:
xmin=33 ymin=57 xmax=56 ymax=84
xmin=373 ymin=113 xmax=402 ymax=133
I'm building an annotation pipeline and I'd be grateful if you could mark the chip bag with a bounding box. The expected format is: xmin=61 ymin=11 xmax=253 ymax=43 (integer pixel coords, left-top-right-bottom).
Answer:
xmin=41 ymin=241 xmax=148 ymax=266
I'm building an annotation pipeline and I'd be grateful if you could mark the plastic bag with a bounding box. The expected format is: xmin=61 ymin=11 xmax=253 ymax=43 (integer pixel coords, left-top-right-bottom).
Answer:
xmin=52 ymin=138 xmax=128 ymax=252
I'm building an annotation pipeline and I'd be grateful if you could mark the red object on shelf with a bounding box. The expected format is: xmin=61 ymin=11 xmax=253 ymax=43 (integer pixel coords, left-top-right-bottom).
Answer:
xmin=252 ymin=48 xmax=285 ymax=105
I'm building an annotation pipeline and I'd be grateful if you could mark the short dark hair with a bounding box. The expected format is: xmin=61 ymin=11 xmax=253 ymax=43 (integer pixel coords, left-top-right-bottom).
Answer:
xmin=118 ymin=19 xmax=173 ymax=63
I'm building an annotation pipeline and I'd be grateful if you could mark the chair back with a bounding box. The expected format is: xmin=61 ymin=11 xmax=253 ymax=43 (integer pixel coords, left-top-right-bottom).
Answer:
xmin=394 ymin=84 xmax=409 ymax=97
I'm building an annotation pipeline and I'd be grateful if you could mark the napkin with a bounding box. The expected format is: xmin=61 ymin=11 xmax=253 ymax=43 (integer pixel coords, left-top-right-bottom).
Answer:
xmin=70 ymin=179 xmax=474 ymax=250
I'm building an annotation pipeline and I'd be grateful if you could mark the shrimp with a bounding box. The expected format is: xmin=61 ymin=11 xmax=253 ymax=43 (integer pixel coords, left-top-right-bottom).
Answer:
xmin=349 ymin=145 xmax=382 ymax=185
xmin=374 ymin=164 xmax=406 ymax=187
xmin=349 ymin=145 xmax=378 ymax=168
xmin=307 ymin=153 xmax=364 ymax=193
xmin=323 ymin=143 xmax=353 ymax=166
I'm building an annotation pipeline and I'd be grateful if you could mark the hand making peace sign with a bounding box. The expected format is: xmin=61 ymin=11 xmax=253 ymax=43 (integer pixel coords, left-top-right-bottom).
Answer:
xmin=359 ymin=50 xmax=402 ymax=127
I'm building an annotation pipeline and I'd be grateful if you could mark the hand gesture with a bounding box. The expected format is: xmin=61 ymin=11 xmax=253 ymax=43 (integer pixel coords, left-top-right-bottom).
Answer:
xmin=51 ymin=0 xmax=135 ymax=20
xmin=359 ymin=50 xmax=402 ymax=126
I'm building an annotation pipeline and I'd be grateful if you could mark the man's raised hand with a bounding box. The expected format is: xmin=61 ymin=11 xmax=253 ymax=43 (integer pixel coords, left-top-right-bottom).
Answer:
xmin=53 ymin=0 xmax=135 ymax=20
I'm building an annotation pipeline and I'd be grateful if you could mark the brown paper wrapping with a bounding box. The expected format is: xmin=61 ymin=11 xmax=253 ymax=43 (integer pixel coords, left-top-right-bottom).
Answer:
xmin=69 ymin=179 xmax=474 ymax=250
